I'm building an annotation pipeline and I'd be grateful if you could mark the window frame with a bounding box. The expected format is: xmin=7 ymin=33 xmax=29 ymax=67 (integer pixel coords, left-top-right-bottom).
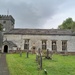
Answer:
xmin=3 ymin=21 xmax=6 ymax=24
xmin=24 ymin=39 xmax=29 ymax=49
xmin=52 ymin=40 xmax=57 ymax=51
xmin=42 ymin=40 xmax=47 ymax=50
xmin=62 ymin=40 xmax=67 ymax=51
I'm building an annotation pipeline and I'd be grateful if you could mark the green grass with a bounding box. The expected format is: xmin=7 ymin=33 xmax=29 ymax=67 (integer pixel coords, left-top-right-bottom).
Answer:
xmin=6 ymin=53 xmax=75 ymax=75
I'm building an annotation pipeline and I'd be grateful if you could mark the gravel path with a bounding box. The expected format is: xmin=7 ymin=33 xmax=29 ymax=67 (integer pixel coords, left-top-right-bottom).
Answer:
xmin=0 ymin=54 xmax=9 ymax=75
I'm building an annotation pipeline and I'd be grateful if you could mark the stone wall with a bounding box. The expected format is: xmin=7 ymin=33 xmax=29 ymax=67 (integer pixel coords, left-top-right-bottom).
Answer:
xmin=0 ymin=15 xmax=14 ymax=32
xmin=3 ymin=34 xmax=75 ymax=52
xmin=0 ymin=31 xmax=3 ymax=49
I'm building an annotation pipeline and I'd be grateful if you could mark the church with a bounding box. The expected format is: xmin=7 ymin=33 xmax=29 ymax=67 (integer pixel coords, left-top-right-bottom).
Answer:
xmin=0 ymin=15 xmax=75 ymax=54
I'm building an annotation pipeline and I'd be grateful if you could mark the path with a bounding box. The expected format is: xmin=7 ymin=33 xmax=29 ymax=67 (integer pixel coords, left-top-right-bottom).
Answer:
xmin=0 ymin=54 xmax=9 ymax=75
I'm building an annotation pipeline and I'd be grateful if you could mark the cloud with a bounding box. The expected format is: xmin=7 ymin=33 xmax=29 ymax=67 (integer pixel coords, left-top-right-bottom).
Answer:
xmin=0 ymin=0 xmax=68 ymax=28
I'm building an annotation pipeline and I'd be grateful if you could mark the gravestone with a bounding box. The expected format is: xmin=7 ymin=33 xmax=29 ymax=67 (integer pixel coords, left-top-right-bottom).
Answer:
xmin=36 ymin=48 xmax=42 ymax=70
xmin=42 ymin=49 xmax=53 ymax=60
xmin=49 ymin=51 xmax=53 ymax=60
xmin=20 ymin=50 xmax=22 ymax=57
xmin=26 ymin=50 xmax=29 ymax=58
xmin=46 ymin=49 xmax=50 ymax=59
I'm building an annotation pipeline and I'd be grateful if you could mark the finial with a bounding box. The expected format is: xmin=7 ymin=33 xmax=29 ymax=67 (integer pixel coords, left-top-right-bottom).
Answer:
xmin=7 ymin=9 xmax=9 ymax=15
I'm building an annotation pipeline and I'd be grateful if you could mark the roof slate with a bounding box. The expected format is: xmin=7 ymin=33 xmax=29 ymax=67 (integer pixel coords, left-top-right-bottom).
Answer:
xmin=4 ymin=28 xmax=75 ymax=36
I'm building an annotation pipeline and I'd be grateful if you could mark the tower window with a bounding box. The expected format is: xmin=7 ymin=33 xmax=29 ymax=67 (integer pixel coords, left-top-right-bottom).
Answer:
xmin=3 ymin=21 xmax=6 ymax=24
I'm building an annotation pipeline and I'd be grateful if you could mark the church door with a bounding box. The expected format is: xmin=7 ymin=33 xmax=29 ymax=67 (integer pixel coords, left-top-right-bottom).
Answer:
xmin=4 ymin=45 xmax=8 ymax=53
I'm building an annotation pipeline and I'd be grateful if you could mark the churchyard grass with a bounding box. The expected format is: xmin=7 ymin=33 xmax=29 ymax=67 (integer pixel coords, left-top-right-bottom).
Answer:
xmin=6 ymin=53 xmax=75 ymax=75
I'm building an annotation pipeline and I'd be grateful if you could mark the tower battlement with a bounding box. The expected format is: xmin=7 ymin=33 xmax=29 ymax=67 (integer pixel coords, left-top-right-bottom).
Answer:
xmin=0 ymin=15 xmax=15 ymax=24
xmin=0 ymin=15 xmax=15 ymax=32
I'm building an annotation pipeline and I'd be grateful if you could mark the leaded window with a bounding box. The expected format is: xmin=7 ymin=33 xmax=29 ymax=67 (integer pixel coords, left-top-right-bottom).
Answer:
xmin=42 ymin=40 xmax=47 ymax=50
xmin=52 ymin=41 xmax=57 ymax=51
xmin=24 ymin=39 xmax=29 ymax=49
xmin=62 ymin=40 xmax=67 ymax=51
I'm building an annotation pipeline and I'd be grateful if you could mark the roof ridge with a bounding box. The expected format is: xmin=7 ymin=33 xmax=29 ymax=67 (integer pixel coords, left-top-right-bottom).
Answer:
xmin=4 ymin=29 xmax=75 ymax=36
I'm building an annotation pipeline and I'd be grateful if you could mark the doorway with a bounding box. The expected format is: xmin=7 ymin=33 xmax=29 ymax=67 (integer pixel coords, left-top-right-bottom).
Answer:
xmin=4 ymin=45 xmax=8 ymax=53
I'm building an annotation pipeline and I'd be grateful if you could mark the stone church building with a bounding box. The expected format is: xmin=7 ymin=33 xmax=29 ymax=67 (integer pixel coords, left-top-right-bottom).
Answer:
xmin=0 ymin=15 xmax=75 ymax=54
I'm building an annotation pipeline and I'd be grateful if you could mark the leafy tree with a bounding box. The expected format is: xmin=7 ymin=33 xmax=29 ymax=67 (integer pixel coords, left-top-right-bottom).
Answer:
xmin=58 ymin=18 xmax=75 ymax=30
xmin=72 ymin=22 xmax=75 ymax=31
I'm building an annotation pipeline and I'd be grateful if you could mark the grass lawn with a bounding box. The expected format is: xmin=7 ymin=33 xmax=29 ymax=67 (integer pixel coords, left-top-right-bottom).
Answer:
xmin=6 ymin=53 xmax=75 ymax=75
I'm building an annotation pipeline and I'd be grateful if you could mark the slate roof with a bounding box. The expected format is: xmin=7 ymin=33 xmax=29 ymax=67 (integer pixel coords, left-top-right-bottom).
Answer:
xmin=3 ymin=40 xmax=17 ymax=47
xmin=4 ymin=28 xmax=75 ymax=36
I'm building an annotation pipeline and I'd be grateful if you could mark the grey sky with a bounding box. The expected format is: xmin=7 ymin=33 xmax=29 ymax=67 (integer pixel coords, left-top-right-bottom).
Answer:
xmin=0 ymin=0 xmax=75 ymax=29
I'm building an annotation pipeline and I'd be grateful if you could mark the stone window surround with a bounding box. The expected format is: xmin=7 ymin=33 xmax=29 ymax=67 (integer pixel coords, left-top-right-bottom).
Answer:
xmin=24 ymin=39 xmax=29 ymax=49
xmin=52 ymin=40 xmax=57 ymax=51
xmin=23 ymin=39 xmax=68 ymax=51
xmin=62 ymin=40 xmax=67 ymax=51
xmin=41 ymin=40 xmax=47 ymax=50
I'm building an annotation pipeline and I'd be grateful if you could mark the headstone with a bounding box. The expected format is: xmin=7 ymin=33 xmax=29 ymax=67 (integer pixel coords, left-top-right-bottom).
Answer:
xmin=26 ymin=50 xmax=29 ymax=58
xmin=40 ymin=54 xmax=42 ymax=70
xmin=42 ymin=49 xmax=53 ymax=59
xmin=20 ymin=50 xmax=22 ymax=57
xmin=36 ymin=48 xmax=42 ymax=70
xmin=46 ymin=49 xmax=50 ymax=59
xmin=36 ymin=52 xmax=39 ymax=61
xmin=49 ymin=51 xmax=53 ymax=59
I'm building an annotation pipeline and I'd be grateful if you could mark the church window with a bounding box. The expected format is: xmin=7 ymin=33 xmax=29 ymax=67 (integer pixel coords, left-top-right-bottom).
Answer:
xmin=52 ymin=40 xmax=57 ymax=51
xmin=24 ymin=39 xmax=29 ymax=49
xmin=62 ymin=40 xmax=67 ymax=51
xmin=42 ymin=40 xmax=47 ymax=50
xmin=3 ymin=21 xmax=6 ymax=24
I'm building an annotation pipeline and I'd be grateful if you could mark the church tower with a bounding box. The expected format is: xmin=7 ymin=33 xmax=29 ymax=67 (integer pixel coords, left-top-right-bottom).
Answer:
xmin=0 ymin=15 xmax=15 ymax=32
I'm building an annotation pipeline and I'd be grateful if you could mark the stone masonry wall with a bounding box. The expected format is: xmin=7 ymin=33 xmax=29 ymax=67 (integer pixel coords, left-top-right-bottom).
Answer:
xmin=3 ymin=34 xmax=75 ymax=52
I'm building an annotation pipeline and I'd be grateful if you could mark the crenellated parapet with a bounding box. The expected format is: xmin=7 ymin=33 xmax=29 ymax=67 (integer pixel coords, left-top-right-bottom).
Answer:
xmin=0 ymin=15 xmax=15 ymax=24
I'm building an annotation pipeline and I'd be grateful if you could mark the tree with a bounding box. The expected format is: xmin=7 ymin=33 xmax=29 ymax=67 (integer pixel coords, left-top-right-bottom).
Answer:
xmin=72 ymin=22 xmax=75 ymax=31
xmin=0 ymin=23 xmax=2 ymax=31
xmin=58 ymin=18 xmax=75 ymax=30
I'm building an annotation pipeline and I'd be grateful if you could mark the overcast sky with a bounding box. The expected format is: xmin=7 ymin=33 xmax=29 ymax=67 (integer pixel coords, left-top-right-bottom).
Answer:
xmin=0 ymin=0 xmax=75 ymax=29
